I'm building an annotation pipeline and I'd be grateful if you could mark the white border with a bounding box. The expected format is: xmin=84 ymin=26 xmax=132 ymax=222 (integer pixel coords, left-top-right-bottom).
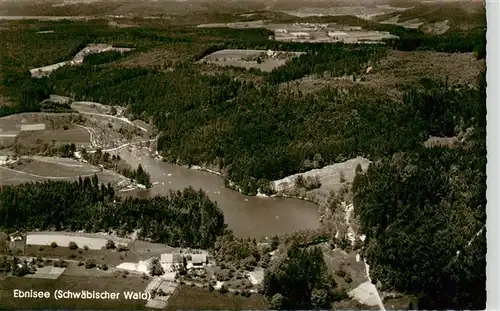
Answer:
xmin=486 ymin=0 xmax=498 ymax=309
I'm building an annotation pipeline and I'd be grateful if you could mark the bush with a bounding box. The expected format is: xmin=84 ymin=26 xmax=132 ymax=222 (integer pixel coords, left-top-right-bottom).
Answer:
xmin=54 ymin=259 xmax=68 ymax=268
xmin=14 ymin=265 xmax=31 ymax=277
xmin=106 ymin=239 xmax=116 ymax=249
xmin=335 ymin=270 xmax=346 ymax=277
xmin=219 ymin=284 xmax=229 ymax=294
xmin=83 ymin=245 xmax=89 ymax=251
xmin=101 ymin=264 xmax=108 ymax=271
xmin=50 ymin=242 xmax=58 ymax=248
xmin=117 ymin=244 xmax=129 ymax=252
xmin=68 ymin=241 xmax=78 ymax=250
xmin=84 ymin=258 xmax=96 ymax=269
xmin=77 ymin=261 xmax=84 ymax=266
xmin=339 ymin=171 xmax=346 ymax=183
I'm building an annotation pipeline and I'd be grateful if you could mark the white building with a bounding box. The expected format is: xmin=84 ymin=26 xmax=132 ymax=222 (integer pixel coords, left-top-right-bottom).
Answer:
xmin=160 ymin=253 xmax=184 ymax=271
xmin=190 ymin=254 xmax=207 ymax=268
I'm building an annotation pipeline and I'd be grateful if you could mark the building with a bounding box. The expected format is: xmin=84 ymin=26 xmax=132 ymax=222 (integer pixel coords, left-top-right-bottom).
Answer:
xmin=191 ymin=254 xmax=207 ymax=267
xmin=160 ymin=253 xmax=184 ymax=270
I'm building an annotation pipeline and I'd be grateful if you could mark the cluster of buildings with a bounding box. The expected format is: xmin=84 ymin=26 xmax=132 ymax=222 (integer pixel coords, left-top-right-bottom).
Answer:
xmin=117 ymin=252 xmax=209 ymax=276
xmin=160 ymin=252 xmax=208 ymax=271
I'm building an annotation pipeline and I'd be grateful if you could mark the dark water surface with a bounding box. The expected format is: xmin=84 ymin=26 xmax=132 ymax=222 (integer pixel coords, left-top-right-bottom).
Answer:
xmin=117 ymin=148 xmax=320 ymax=238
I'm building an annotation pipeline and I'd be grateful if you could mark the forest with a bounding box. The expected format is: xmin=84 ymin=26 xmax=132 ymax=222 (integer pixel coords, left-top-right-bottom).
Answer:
xmin=353 ymin=72 xmax=486 ymax=309
xmin=0 ymin=177 xmax=226 ymax=249
xmin=0 ymin=16 xmax=487 ymax=309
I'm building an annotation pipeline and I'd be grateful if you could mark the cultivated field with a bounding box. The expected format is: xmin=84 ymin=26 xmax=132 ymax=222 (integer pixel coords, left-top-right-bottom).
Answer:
xmin=15 ymin=126 xmax=90 ymax=147
xmin=0 ymin=113 xmax=90 ymax=148
xmin=198 ymin=49 xmax=304 ymax=72
xmin=197 ymin=21 xmax=398 ymax=43
xmin=0 ymin=156 xmax=129 ymax=188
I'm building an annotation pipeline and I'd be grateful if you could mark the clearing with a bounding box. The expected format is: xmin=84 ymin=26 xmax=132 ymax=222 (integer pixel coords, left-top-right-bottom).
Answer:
xmin=0 ymin=112 xmax=91 ymax=149
xmin=15 ymin=126 xmax=90 ymax=148
xmin=288 ymin=50 xmax=485 ymax=99
xmin=0 ymin=156 xmax=128 ymax=187
xmin=27 ymin=234 xmax=112 ymax=250
xmin=271 ymin=156 xmax=371 ymax=200
xmin=30 ymin=44 xmax=135 ymax=78
xmin=198 ymin=49 xmax=304 ymax=72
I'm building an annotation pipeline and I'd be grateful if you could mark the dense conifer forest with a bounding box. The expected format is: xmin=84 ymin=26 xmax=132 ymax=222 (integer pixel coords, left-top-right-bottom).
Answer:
xmin=0 ymin=178 xmax=226 ymax=249
xmin=353 ymin=72 xmax=486 ymax=309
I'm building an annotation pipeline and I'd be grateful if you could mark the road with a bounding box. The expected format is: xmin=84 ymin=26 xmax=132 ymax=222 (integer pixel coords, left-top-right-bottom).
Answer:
xmin=75 ymin=124 xmax=98 ymax=147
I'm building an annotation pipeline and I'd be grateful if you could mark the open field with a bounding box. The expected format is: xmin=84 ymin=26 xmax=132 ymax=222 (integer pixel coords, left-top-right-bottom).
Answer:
xmin=27 ymin=234 xmax=110 ymax=250
xmin=0 ymin=156 xmax=129 ymax=187
xmin=0 ymin=112 xmax=58 ymax=132
xmin=25 ymin=244 xmax=141 ymax=268
xmin=0 ymin=166 xmax=48 ymax=185
xmin=71 ymin=101 xmax=113 ymax=115
xmin=271 ymin=156 xmax=371 ymax=199
xmin=0 ymin=112 xmax=90 ymax=149
xmin=166 ymin=285 xmax=269 ymax=310
xmin=280 ymin=5 xmax=408 ymax=19
xmin=0 ymin=272 xmax=148 ymax=310
xmin=0 ymin=110 xmax=150 ymax=153
xmin=25 ymin=266 xmax=66 ymax=280
xmin=129 ymin=240 xmax=177 ymax=261
xmin=197 ymin=21 xmax=398 ymax=43
xmin=9 ymin=157 xmax=100 ymax=178
xmin=16 ymin=126 xmax=91 ymax=147
xmin=198 ymin=49 xmax=304 ymax=72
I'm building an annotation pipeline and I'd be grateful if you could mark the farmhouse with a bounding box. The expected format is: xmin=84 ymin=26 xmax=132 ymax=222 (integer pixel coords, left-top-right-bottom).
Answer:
xmin=160 ymin=253 xmax=184 ymax=270
xmin=191 ymin=254 xmax=207 ymax=267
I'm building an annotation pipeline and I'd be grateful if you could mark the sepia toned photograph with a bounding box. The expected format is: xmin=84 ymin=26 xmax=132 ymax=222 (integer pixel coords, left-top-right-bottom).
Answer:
xmin=0 ymin=0 xmax=488 ymax=310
